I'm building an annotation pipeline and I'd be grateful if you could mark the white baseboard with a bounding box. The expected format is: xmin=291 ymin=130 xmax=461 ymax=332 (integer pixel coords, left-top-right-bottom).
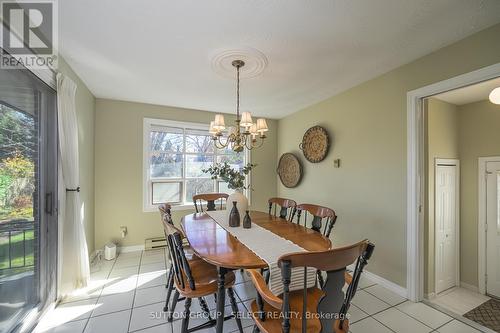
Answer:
xmin=362 ymin=270 xmax=408 ymax=299
xmin=347 ymin=264 xmax=408 ymax=299
xmin=460 ymin=281 xmax=479 ymax=293
xmin=89 ymin=249 xmax=102 ymax=265
xmin=118 ymin=245 xmax=145 ymax=253
xmin=425 ymin=292 xmax=436 ymax=300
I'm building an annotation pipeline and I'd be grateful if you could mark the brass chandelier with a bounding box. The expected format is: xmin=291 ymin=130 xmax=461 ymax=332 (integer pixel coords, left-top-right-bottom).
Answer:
xmin=209 ymin=60 xmax=268 ymax=152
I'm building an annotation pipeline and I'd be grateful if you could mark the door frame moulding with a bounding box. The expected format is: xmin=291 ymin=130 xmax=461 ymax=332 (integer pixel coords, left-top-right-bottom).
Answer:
xmin=406 ymin=62 xmax=500 ymax=302
xmin=434 ymin=158 xmax=460 ymax=295
xmin=478 ymin=156 xmax=500 ymax=295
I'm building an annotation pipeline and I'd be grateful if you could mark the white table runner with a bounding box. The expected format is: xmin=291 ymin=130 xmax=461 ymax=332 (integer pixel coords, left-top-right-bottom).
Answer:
xmin=206 ymin=210 xmax=316 ymax=295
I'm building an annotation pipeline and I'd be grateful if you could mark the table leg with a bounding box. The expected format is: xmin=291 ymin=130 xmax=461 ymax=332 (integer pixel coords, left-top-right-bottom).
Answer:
xmin=215 ymin=266 xmax=227 ymax=333
xmin=257 ymin=268 xmax=267 ymax=321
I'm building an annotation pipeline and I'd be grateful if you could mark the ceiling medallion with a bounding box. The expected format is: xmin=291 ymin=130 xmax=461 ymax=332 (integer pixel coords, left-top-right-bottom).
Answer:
xmin=211 ymin=47 xmax=268 ymax=79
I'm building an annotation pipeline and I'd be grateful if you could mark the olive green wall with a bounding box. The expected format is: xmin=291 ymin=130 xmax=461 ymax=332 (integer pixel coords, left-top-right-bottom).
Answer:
xmin=58 ymin=57 xmax=96 ymax=254
xmin=458 ymin=99 xmax=500 ymax=288
xmin=94 ymin=99 xmax=277 ymax=249
xmin=423 ymin=98 xmax=459 ymax=295
xmin=277 ymin=23 xmax=500 ymax=287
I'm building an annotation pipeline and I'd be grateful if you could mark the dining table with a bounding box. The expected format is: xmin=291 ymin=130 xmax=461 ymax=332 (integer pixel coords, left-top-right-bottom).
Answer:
xmin=181 ymin=210 xmax=332 ymax=333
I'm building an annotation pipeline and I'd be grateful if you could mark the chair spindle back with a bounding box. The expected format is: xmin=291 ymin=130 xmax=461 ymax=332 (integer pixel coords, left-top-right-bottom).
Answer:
xmin=159 ymin=203 xmax=174 ymax=225
xmin=336 ymin=242 xmax=375 ymax=331
xmin=268 ymin=197 xmax=297 ymax=221
xmin=277 ymin=239 xmax=374 ymax=333
xmin=162 ymin=215 xmax=196 ymax=291
xmin=295 ymin=203 xmax=337 ymax=238
xmin=193 ymin=193 xmax=228 ymax=213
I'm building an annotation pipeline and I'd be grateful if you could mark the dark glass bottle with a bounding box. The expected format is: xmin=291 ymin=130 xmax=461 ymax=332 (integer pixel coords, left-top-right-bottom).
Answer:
xmin=229 ymin=201 xmax=240 ymax=227
xmin=243 ymin=210 xmax=251 ymax=229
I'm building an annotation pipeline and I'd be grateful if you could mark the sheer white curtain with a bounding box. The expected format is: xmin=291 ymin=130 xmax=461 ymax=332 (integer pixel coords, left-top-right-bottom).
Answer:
xmin=57 ymin=73 xmax=90 ymax=295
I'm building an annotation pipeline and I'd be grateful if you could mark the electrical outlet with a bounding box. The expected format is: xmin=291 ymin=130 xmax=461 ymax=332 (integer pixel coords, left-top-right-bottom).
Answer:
xmin=120 ymin=226 xmax=127 ymax=238
xmin=333 ymin=159 xmax=341 ymax=168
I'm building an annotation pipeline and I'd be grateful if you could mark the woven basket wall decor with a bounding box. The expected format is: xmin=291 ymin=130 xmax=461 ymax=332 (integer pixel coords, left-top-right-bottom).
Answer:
xmin=299 ymin=125 xmax=329 ymax=163
xmin=277 ymin=153 xmax=302 ymax=188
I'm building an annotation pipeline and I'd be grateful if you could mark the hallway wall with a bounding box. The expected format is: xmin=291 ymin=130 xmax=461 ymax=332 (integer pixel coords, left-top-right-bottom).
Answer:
xmin=424 ymin=97 xmax=500 ymax=294
xmin=424 ymin=98 xmax=460 ymax=295
xmin=457 ymin=99 xmax=500 ymax=288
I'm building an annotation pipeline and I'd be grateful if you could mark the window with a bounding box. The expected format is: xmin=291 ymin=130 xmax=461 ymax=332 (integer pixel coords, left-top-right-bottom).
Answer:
xmin=143 ymin=118 xmax=249 ymax=210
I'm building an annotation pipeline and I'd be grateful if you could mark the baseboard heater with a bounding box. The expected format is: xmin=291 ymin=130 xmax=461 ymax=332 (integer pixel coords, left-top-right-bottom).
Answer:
xmin=145 ymin=237 xmax=167 ymax=250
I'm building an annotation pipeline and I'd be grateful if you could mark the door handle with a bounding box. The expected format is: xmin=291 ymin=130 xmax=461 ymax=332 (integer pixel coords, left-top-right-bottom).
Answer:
xmin=45 ymin=192 xmax=53 ymax=215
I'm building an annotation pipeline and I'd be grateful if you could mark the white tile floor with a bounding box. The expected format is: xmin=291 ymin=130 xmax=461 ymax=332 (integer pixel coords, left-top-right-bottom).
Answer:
xmin=430 ymin=287 xmax=491 ymax=316
xmin=33 ymin=250 xmax=492 ymax=333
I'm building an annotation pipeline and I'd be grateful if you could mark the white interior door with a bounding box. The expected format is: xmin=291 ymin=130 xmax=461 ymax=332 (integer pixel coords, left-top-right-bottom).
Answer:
xmin=435 ymin=162 xmax=459 ymax=294
xmin=486 ymin=161 xmax=500 ymax=298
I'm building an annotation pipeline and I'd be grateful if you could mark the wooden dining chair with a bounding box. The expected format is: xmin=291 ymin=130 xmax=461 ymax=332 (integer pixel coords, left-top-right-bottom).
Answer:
xmin=294 ymin=204 xmax=338 ymax=287
xmin=159 ymin=203 xmax=181 ymax=314
xmin=159 ymin=203 xmax=194 ymax=314
xmin=268 ymin=197 xmax=297 ymax=221
xmin=158 ymin=202 xmax=171 ymax=220
xmin=193 ymin=193 xmax=229 ymax=213
xmin=248 ymin=240 xmax=374 ymax=333
xmin=163 ymin=219 xmax=244 ymax=333
xmin=294 ymin=203 xmax=337 ymax=238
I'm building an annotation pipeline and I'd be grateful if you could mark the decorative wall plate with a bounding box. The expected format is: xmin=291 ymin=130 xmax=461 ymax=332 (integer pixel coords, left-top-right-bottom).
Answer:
xmin=299 ymin=126 xmax=329 ymax=163
xmin=277 ymin=153 xmax=302 ymax=188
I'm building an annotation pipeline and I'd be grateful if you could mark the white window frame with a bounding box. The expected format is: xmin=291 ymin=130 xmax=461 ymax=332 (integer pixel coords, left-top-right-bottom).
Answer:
xmin=143 ymin=117 xmax=251 ymax=212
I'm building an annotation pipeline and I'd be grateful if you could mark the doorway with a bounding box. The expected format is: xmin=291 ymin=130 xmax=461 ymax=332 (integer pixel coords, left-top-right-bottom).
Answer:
xmin=434 ymin=159 xmax=460 ymax=295
xmin=408 ymin=67 xmax=500 ymax=331
xmin=0 ymin=56 xmax=58 ymax=332
xmin=479 ymin=157 xmax=500 ymax=299
xmin=406 ymin=62 xmax=500 ymax=302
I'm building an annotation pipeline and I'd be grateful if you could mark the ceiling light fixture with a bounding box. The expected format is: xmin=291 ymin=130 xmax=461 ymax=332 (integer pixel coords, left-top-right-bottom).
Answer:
xmin=209 ymin=60 xmax=268 ymax=152
xmin=489 ymin=87 xmax=500 ymax=105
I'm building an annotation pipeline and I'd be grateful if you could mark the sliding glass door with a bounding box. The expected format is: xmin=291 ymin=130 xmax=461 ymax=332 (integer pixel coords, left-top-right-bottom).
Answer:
xmin=0 ymin=58 xmax=58 ymax=333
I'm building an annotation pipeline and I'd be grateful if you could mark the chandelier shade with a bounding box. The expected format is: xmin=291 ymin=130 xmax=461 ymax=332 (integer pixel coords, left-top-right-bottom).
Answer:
xmin=213 ymin=114 xmax=226 ymax=130
xmin=240 ymin=111 xmax=253 ymax=128
xmin=209 ymin=121 xmax=217 ymax=135
xmin=256 ymin=118 xmax=268 ymax=133
xmin=250 ymin=123 xmax=258 ymax=139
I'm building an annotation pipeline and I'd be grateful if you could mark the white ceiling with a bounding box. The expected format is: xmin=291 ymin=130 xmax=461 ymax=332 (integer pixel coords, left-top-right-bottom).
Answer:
xmin=59 ymin=0 xmax=500 ymax=119
xmin=433 ymin=77 xmax=500 ymax=105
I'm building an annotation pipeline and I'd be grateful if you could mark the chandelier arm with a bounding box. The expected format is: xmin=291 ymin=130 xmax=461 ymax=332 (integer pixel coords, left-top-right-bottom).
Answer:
xmin=213 ymin=141 xmax=225 ymax=150
xmin=247 ymin=138 xmax=264 ymax=150
xmin=257 ymin=137 xmax=265 ymax=148
xmin=213 ymin=140 xmax=225 ymax=150
xmin=242 ymin=135 xmax=251 ymax=150
xmin=218 ymin=135 xmax=228 ymax=145
xmin=251 ymin=136 xmax=265 ymax=149
xmin=213 ymin=136 xmax=228 ymax=149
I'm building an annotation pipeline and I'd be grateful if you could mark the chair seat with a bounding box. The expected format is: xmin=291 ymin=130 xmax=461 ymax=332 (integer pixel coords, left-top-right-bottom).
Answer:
xmin=175 ymin=258 xmax=235 ymax=298
xmin=250 ymin=287 xmax=324 ymax=333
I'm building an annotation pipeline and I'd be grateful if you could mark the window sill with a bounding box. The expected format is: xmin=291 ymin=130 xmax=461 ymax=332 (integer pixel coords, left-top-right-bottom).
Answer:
xmin=143 ymin=202 xmax=235 ymax=213
xmin=143 ymin=204 xmax=196 ymax=213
